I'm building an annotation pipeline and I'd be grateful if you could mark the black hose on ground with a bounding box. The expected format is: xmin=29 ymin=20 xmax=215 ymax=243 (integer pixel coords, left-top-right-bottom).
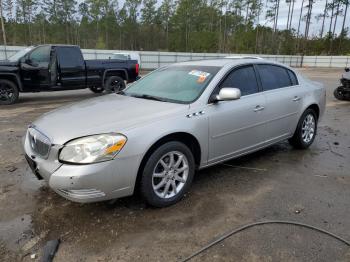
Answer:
xmin=180 ymin=220 xmax=350 ymax=262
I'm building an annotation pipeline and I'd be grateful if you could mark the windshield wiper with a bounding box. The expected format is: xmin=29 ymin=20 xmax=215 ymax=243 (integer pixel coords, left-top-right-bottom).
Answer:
xmin=130 ymin=94 xmax=167 ymax=102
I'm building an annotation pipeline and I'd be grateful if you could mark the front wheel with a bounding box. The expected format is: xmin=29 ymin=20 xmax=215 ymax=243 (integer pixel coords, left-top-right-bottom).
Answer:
xmin=140 ymin=141 xmax=195 ymax=207
xmin=289 ymin=108 xmax=318 ymax=149
xmin=0 ymin=79 xmax=19 ymax=105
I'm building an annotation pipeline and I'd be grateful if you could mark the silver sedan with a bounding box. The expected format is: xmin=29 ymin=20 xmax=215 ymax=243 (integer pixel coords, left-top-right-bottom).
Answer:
xmin=24 ymin=59 xmax=326 ymax=207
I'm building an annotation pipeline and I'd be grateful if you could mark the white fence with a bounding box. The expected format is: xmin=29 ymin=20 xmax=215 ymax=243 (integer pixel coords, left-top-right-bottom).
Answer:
xmin=1 ymin=45 xmax=349 ymax=69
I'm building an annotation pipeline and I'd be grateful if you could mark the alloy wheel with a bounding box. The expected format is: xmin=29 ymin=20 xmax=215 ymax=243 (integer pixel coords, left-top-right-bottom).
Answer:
xmin=0 ymin=83 xmax=15 ymax=103
xmin=152 ymin=151 xmax=189 ymax=199
xmin=111 ymin=80 xmax=124 ymax=92
xmin=301 ymin=114 xmax=315 ymax=143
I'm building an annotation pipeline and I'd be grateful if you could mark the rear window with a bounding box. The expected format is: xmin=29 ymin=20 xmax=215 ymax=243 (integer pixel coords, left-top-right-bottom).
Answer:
xmin=288 ymin=70 xmax=299 ymax=85
xmin=257 ymin=64 xmax=292 ymax=91
xmin=56 ymin=47 xmax=84 ymax=68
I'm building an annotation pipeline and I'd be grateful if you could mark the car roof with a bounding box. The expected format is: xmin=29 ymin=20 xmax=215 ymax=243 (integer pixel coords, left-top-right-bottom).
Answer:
xmin=35 ymin=44 xmax=80 ymax=48
xmin=224 ymin=56 xmax=263 ymax=59
xmin=174 ymin=58 xmax=287 ymax=68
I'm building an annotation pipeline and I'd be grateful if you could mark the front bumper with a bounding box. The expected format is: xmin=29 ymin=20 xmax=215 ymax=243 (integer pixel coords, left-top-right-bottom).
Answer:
xmin=23 ymin=133 xmax=141 ymax=203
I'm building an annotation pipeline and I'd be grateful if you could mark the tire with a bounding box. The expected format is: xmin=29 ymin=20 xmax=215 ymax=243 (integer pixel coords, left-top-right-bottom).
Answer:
xmin=89 ymin=86 xmax=104 ymax=93
xmin=333 ymin=86 xmax=348 ymax=101
xmin=288 ymin=108 xmax=318 ymax=149
xmin=140 ymin=141 xmax=195 ymax=207
xmin=105 ymin=76 xmax=126 ymax=93
xmin=0 ymin=79 xmax=19 ymax=105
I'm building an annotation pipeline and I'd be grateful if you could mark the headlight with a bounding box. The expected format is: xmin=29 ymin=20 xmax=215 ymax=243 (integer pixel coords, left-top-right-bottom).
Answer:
xmin=59 ymin=134 xmax=127 ymax=164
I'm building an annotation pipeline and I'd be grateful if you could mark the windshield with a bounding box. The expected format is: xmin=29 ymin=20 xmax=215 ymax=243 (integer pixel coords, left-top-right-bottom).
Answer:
xmin=7 ymin=47 xmax=34 ymax=62
xmin=124 ymin=65 xmax=220 ymax=103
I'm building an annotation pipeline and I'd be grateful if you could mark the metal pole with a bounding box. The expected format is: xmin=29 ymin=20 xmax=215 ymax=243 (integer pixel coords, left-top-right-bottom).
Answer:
xmin=0 ymin=0 xmax=7 ymax=60
xmin=158 ymin=52 xmax=160 ymax=68
xmin=314 ymin=56 xmax=317 ymax=67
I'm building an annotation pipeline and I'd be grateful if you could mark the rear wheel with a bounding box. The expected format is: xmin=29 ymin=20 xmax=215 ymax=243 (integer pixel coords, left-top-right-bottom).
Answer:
xmin=105 ymin=76 xmax=126 ymax=93
xmin=289 ymin=108 xmax=317 ymax=149
xmin=0 ymin=79 xmax=19 ymax=105
xmin=89 ymin=86 xmax=104 ymax=93
xmin=140 ymin=141 xmax=195 ymax=207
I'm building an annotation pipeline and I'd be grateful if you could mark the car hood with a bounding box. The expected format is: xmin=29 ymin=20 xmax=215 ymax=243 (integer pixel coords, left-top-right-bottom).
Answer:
xmin=0 ymin=60 xmax=19 ymax=72
xmin=0 ymin=60 xmax=18 ymax=65
xmin=33 ymin=94 xmax=189 ymax=144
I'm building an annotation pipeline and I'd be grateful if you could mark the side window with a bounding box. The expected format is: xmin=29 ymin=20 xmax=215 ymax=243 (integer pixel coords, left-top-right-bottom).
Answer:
xmin=257 ymin=65 xmax=292 ymax=91
xmin=29 ymin=46 xmax=51 ymax=65
xmin=287 ymin=69 xmax=299 ymax=85
xmin=220 ymin=66 xmax=259 ymax=96
xmin=56 ymin=47 xmax=84 ymax=68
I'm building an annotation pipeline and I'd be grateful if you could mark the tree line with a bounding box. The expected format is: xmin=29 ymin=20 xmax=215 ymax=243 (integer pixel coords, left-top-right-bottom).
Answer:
xmin=0 ymin=0 xmax=349 ymax=55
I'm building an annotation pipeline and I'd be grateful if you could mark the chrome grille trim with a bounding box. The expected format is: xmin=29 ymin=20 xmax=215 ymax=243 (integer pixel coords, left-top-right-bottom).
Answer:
xmin=28 ymin=127 xmax=51 ymax=159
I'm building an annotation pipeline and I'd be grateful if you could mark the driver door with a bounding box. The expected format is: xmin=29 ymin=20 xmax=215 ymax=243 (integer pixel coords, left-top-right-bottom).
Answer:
xmin=207 ymin=65 xmax=267 ymax=164
xmin=20 ymin=46 xmax=52 ymax=90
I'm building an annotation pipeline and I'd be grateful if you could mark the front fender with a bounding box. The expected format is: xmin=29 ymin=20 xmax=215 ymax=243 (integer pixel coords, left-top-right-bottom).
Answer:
xmin=119 ymin=113 xmax=209 ymax=168
xmin=0 ymin=72 xmax=23 ymax=91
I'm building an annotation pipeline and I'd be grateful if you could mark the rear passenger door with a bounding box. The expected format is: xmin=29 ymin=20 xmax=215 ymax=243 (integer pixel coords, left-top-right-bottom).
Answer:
xmin=208 ymin=65 xmax=267 ymax=163
xmin=256 ymin=64 xmax=302 ymax=142
xmin=56 ymin=47 xmax=86 ymax=88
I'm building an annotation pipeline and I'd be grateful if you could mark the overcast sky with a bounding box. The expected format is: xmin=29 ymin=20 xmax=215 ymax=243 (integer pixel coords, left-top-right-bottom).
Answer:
xmin=259 ymin=0 xmax=350 ymax=36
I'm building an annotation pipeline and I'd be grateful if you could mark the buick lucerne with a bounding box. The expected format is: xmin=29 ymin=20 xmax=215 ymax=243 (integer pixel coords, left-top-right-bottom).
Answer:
xmin=24 ymin=59 xmax=326 ymax=207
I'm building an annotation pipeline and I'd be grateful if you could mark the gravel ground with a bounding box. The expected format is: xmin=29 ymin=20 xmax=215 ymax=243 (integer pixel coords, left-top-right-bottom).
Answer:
xmin=0 ymin=68 xmax=349 ymax=261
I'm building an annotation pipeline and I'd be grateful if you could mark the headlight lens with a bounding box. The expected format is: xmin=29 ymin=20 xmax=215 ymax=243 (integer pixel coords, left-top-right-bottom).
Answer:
xmin=59 ymin=134 xmax=127 ymax=164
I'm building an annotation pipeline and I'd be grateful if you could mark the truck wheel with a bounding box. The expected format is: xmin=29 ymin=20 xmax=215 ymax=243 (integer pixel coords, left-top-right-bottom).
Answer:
xmin=89 ymin=86 xmax=104 ymax=94
xmin=140 ymin=141 xmax=195 ymax=207
xmin=105 ymin=76 xmax=126 ymax=93
xmin=0 ymin=79 xmax=19 ymax=105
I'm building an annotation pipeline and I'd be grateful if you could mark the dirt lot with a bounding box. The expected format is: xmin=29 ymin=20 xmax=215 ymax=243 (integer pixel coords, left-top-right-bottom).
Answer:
xmin=0 ymin=68 xmax=349 ymax=262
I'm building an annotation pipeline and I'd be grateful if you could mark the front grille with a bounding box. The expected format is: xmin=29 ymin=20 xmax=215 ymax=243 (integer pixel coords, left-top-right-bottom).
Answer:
xmin=28 ymin=127 xmax=51 ymax=158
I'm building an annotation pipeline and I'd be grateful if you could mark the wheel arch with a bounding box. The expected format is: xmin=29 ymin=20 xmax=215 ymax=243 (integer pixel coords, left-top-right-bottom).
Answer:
xmin=0 ymin=73 xmax=23 ymax=91
xmin=134 ymin=132 xmax=202 ymax=189
xmin=305 ymin=103 xmax=320 ymax=120
xmin=102 ymin=69 xmax=129 ymax=85
xmin=290 ymin=102 xmax=321 ymax=139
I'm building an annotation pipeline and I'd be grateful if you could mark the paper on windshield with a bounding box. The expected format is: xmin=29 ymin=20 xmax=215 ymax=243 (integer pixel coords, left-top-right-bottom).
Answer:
xmin=188 ymin=70 xmax=211 ymax=84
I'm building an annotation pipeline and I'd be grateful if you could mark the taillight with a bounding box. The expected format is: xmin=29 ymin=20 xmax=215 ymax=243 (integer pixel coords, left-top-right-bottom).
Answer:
xmin=135 ymin=63 xmax=139 ymax=75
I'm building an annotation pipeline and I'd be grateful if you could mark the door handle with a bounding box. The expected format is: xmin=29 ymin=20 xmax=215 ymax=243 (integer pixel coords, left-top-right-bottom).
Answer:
xmin=254 ymin=105 xmax=265 ymax=112
xmin=292 ymin=96 xmax=301 ymax=102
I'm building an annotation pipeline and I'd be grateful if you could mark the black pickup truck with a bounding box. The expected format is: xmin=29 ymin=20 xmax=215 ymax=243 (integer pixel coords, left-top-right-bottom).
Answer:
xmin=0 ymin=45 xmax=139 ymax=104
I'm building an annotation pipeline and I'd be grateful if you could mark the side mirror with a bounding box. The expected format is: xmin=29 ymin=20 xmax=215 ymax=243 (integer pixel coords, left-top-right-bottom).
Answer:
xmin=214 ymin=88 xmax=241 ymax=102
xmin=345 ymin=67 xmax=350 ymax=72
xmin=25 ymin=57 xmax=32 ymax=65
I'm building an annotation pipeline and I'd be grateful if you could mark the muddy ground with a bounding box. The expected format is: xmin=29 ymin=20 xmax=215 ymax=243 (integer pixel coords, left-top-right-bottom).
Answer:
xmin=0 ymin=68 xmax=349 ymax=262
